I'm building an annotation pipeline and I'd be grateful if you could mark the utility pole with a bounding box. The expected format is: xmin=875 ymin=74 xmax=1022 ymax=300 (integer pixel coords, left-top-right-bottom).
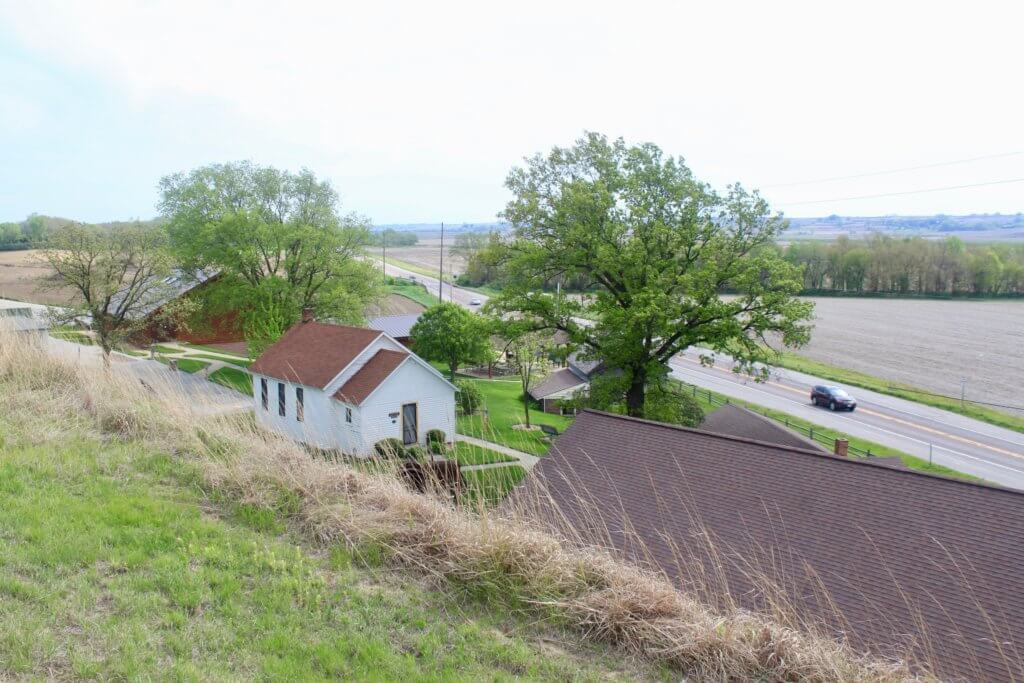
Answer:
xmin=382 ymin=229 xmax=387 ymax=283
xmin=438 ymin=221 xmax=444 ymax=303
xmin=960 ymin=377 xmax=967 ymax=408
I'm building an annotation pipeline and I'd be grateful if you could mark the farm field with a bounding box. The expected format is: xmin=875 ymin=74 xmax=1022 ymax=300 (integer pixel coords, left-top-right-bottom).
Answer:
xmin=382 ymin=238 xmax=469 ymax=279
xmin=787 ymin=297 xmax=1024 ymax=415
xmin=0 ymin=250 xmax=76 ymax=305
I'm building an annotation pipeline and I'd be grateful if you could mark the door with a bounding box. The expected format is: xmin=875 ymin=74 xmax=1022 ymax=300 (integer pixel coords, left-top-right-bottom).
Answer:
xmin=401 ymin=403 xmax=418 ymax=445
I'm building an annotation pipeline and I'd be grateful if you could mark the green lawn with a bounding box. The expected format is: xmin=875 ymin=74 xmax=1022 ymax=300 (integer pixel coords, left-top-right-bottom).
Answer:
xmin=456 ymin=378 xmax=573 ymax=456
xmin=771 ymin=352 xmax=1024 ymax=434
xmin=451 ymin=441 xmax=518 ymax=467
xmin=460 ymin=466 xmax=527 ymax=507
xmin=150 ymin=344 xmax=181 ymax=354
xmin=690 ymin=385 xmax=978 ymax=481
xmin=387 ymin=281 xmax=438 ymax=309
xmin=155 ymin=357 xmax=210 ymax=374
xmin=209 ymin=366 xmax=253 ymax=395
xmin=189 ymin=352 xmax=252 ymax=368
xmin=182 ymin=342 xmax=251 ymax=360
xmin=0 ymin=415 xmax=632 ymax=680
xmin=50 ymin=330 xmax=94 ymax=346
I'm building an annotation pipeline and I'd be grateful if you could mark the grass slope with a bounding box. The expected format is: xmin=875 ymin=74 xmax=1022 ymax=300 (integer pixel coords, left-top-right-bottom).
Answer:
xmin=210 ymin=366 xmax=253 ymax=395
xmin=0 ymin=421 xmax=638 ymax=680
xmin=456 ymin=378 xmax=573 ymax=456
xmin=451 ymin=441 xmax=518 ymax=466
xmin=461 ymin=466 xmax=527 ymax=507
xmin=773 ymin=352 xmax=1024 ymax=434
xmin=387 ymin=281 xmax=439 ymax=309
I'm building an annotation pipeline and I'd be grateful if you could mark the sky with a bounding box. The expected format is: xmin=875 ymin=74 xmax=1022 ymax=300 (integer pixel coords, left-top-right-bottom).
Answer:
xmin=1 ymin=0 xmax=1023 ymax=224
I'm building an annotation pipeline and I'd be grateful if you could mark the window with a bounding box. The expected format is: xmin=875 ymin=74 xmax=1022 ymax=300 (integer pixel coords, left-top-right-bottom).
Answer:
xmin=278 ymin=383 xmax=286 ymax=417
xmin=296 ymin=387 xmax=304 ymax=422
xmin=260 ymin=378 xmax=268 ymax=410
xmin=345 ymin=407 xmax=352 ymax=423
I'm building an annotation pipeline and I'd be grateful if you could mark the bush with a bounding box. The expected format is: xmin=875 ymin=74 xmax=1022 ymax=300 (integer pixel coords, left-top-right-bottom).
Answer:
xmin=404 ymin=445 xmax=428 ymax=462
xmin=455 ymin=379 xmax=483 ymax=415
xmin=426 ymin=429 xmax=447 ymax=454
xmin=373 ymin=438 xmax=406 ymax=459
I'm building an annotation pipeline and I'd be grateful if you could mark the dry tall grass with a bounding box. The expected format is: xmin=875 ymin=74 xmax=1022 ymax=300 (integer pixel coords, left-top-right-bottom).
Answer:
xmin=0 ymin=335 xmax=930 ymax=682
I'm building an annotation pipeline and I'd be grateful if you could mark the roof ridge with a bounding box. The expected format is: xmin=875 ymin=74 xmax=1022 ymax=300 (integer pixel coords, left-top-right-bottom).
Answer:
xmin=575 ymin=409 xmax=1022 ymax=496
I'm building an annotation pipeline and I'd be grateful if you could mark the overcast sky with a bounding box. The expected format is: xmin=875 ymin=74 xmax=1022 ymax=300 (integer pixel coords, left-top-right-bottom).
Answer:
xmin=2 ymin=0 xmax=1022 ymax=224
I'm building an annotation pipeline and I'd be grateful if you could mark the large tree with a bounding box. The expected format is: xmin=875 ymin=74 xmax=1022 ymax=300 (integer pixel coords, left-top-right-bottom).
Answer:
xmin=158 ymin=161 xmax=380 ymax=342
xmin=409 ymin=303 xmax=490 ymax=380
xmin=39 ymin=223 xmax=189 ymax=367
xmin=493 ymin=132 xmax=813 ymax=418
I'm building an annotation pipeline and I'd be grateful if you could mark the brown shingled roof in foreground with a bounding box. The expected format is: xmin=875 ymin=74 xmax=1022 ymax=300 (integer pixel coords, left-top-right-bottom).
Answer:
xmin=334 ymin=349 xmax=408 ymax=405
xmin=511 ymin=410 xmax=1024 ymax=682
xmin=699 ymin=403 xmax=827 ymax=451
xmin=249 ymin=321 xmax=381 ymax=388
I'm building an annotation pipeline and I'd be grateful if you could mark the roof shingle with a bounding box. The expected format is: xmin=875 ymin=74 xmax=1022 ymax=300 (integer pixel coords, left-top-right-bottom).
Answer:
xmin=249 ymin=321 xmax=381 ymax=388
xmin=512 ymin=410 xmax=1024 ymax=682
xmin=334 ymin=349 xmax=408 ymax=405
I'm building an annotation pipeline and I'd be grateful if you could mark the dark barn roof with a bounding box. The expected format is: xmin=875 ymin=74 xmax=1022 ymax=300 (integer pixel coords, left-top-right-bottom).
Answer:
xmin=511 ymin=410 xmax=1024 ymax=682
xmin=529 ymin=367 xmax=588 ymax=400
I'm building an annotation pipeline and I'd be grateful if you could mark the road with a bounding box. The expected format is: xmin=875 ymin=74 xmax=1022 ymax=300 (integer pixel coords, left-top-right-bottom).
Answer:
xmin=384 ymin=260 xmax=1024 ymax=489
xmin=383 ymin=261 xmax=486 ymax=309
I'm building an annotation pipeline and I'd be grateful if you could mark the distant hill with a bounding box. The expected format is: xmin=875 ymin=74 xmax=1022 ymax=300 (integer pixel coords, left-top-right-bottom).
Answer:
xmin=784 ymin=213 xmax=1024 ymax=242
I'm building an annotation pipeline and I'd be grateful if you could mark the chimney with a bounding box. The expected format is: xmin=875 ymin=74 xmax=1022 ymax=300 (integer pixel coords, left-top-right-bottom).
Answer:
xmin=834 ymin=438 xmax=849 ymax=458
xmin=301 ymin=307 xmax=315 ymax=323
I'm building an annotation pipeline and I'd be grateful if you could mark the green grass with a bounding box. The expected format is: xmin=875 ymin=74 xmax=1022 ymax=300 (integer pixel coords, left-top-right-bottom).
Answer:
xmin=451 ymin=441 xmax=518 ymax=466
xmin=460 ymin=466 xmax=527 ymax=506
xmin=150 ymin=344 xmax=181 ymax=354
xmin=771 ymin=352 xmax=1024 ymax=434
xmin=50 ymin=329 xmax=94 ymax=346
xmin=209 ymin=366 xmax=253 ymax=395
xmin=182 ymin=342 xmax=251 ymax=360
xmin=387 ymin=281 xmax=438 ymax=309
xmin=690 ymin=385 xmax=979 ymax=481
xmin=188 ymin=352 xmax=252 ymax=368
xmin=154 ymin=357 xmax=210 ymax=374
xmin=0 ymin=417 xmax=635 ymax=680
xmin=456 ymin=378 xmax=573 ymax=456
xmin=387 ymin=258 xmax=453 ymax=283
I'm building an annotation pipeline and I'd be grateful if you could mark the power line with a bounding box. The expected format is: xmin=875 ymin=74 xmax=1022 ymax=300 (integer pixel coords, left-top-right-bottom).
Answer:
xmin=764 ymin=151 xmax=1024 ymax=189
xmin=775 ymin=176 xmax=1024 ymax=207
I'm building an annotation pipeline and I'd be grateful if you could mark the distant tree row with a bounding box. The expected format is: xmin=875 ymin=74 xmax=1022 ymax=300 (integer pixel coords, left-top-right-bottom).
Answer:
xmin=782 ymin=235 xmax=1024 ymax=296
xmin=367 ymin=229 xmax=418 ymax=247
xmin=0 ymin=215 xmax=46 ymax=249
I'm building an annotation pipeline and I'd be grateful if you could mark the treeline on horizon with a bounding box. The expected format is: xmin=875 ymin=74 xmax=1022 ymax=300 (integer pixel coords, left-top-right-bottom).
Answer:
xmin=458 ymin=232 xmax=1024 ymax=298
xmin=783 ymin=234 xmax=1024 ymax=296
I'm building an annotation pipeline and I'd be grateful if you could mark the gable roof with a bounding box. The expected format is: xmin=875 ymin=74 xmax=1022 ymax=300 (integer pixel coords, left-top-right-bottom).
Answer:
xmin=368 ymin=313 xmax=421 ymax=339
xmin=699 ymin=403 xmax=827 ymax=451
xmin=249 ymin=321 xmax=382 ymax=388
xmin=334 ymin=349 xmax=409 ymax=405
xmin=566 ymin=350 xmax=603 ymax=378
xmin=529 ymin=367 xmax=589 ymax=400
xmin=511 ymin=410 xmax=1024 ymax=682
xmin=111 ymin=269 xmax=218 ymax=319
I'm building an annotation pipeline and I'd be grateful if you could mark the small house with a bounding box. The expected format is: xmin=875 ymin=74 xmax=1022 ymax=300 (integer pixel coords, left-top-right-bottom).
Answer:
xmin=249 ymin=312 xmax=457 ymax=455
xmin=529 ymin=350 xmax=604 ymax=414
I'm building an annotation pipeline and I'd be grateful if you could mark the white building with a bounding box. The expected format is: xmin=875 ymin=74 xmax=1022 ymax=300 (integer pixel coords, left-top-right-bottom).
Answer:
xmin=249 ymin=315 xmax=457 ymax=455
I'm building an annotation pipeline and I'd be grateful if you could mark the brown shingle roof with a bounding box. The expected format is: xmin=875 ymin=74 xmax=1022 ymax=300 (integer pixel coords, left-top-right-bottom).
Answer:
xmin=249 ymin=321 xmax=381 ymax=388
xmin=512 ymin=410 xmax=1024 ymax=682
xmin=699 ymin=403 xmax=827 ymax=451
xmin=334 ymin=349 xmax=408 ymax=405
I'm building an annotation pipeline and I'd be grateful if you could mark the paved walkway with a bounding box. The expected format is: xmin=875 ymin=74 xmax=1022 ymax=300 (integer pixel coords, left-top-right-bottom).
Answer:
xmin=455 ymin=433 xmax=540 ymax=471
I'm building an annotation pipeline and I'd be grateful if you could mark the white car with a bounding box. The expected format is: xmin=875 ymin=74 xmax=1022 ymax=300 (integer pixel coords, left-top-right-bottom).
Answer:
xmin=469 ymin=297 xmax=482 ymax=306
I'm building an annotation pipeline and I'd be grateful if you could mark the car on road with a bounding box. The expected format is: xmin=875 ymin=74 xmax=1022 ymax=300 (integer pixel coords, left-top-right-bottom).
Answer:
xmin=811 ymin=385 xmax=857 ymax=411
xmin=469 ymin=297 xmax=482 ymax=306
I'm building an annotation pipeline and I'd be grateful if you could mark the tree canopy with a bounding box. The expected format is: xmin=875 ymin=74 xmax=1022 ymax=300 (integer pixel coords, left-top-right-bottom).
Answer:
xmin=409 ymin=303 xmax=490 ymax=380
xmin=158 ymin=161 xmax=380 ymax=342
xmin=491 ymin=132 xmax=813 ymax=417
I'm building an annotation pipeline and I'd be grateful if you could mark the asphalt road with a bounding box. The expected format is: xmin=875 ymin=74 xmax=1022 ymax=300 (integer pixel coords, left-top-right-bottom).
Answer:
xmin=384 ymin=261 xmax=1024 ymax=489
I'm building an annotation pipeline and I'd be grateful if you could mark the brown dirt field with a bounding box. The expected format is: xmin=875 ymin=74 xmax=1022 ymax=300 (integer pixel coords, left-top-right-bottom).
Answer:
xmin=0 ymin=250 xmax=77 ymax=306
xmin=384 ymin=238 xmax=469 ymax=277
xmin=792 ymin=297 xmax=1024 ymax=412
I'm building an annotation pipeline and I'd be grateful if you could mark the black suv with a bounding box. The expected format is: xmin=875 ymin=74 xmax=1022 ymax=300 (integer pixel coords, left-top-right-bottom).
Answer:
xmin=810 ymin=385 xmax=857 ymax=411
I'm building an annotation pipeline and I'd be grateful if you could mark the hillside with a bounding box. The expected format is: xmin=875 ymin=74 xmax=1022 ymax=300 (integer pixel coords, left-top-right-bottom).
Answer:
xmin=0 ymin=339 xmax=924 ymax=681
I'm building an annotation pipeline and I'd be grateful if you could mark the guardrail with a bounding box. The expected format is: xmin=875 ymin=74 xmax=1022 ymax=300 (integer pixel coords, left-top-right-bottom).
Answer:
xmin=691 ymin=385 xmax=876 ymax=458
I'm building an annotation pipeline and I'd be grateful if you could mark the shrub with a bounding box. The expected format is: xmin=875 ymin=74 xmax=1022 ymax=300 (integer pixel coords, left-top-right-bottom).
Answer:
xmin=455 ymin=379 xmax=483 ymax=415
xmin=373 ymin=438 xmax=406 ymax=459
xmin=404 ymin=445 xmax=428 ymax=462
xmin=426 ymin=429 xmax=447 ymax=454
